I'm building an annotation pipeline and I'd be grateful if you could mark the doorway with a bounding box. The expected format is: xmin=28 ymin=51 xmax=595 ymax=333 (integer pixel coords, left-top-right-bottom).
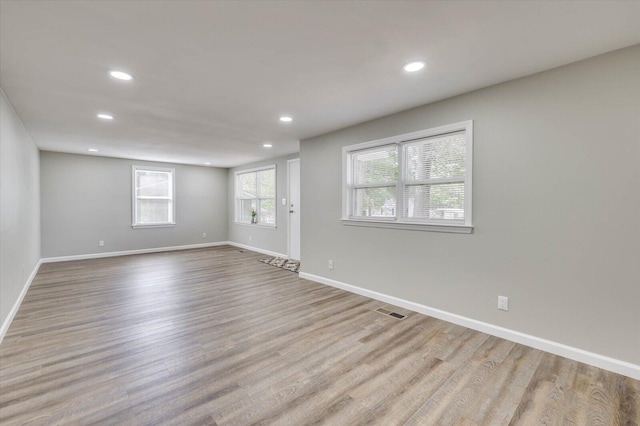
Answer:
xmin=287 ymin=158 xmax=300 ymax=261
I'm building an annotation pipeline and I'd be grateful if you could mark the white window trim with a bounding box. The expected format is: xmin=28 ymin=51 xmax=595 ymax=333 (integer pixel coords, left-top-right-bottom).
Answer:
xmin=132 ymin=165 xmax=176 ymax=228
xmin=342 ymin=120 xmax=473 ymax=233
xmin=234 ymin=164 xmax=277 ymax=228
xmin=234 ymin=222 xmax=278 ymax=230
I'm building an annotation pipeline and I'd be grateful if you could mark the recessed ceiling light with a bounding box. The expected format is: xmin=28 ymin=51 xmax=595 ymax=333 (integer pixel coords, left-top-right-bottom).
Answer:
xmin=263 ymin=143 xmax=273 ymax=148
xmin=109 ymin=70 xmax=133 ymax=81
xmin=279 ymin=116 xmax=292 ymax=122
xmin=204 ymin=162 xmax=211 ymax=165
xmin=97 ymin=113 xmax=114 ymax=120
xmin=88 ymin=148 xmax=99 ymax=152
xmin=403 ymin=61 xmax=425 ymax=72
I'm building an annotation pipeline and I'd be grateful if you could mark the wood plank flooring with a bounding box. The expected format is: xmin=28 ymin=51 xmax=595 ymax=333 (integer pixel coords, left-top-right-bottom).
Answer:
xmin=0 ymin=245 xmax=638 ymax=425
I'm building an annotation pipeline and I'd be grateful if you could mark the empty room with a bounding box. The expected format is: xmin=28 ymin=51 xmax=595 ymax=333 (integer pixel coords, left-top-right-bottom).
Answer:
xmin=1 ymin=1 xmax=639 ymax=424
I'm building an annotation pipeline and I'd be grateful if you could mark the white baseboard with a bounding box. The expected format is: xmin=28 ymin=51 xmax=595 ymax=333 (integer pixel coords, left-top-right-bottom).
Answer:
xmin=226 ymin=241 xmax=288 ymax=259
xmin=0 ymin=260 xmax=43 ymax=344
xmin=299 ymin=272 xmax=640 ymax=380
xmin=40 ymin=240 xmax=288 ymax=264
xmin=41 ymin=241 xmax=230 ymax=263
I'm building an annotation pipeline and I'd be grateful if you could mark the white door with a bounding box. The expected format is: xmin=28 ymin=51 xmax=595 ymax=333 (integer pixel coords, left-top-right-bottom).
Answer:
xmin=288 ymin=159 xmax=301 ymax=260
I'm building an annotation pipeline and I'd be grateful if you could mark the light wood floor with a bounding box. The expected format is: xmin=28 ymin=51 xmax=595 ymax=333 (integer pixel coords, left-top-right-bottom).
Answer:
xmin=0 ymin=246 xmax=638 ymax=425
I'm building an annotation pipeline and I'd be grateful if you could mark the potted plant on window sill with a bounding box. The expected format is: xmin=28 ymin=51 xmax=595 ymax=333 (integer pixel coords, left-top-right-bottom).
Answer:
xmin=251 ymin=208 xmax=257 ymax=224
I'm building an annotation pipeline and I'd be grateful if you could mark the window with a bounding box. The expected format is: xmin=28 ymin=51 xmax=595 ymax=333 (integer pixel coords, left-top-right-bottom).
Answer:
xmin=235 ymin=166 xmax=276 ymax=226
xmin=343 ymin=121 xmax=472 ymax=233
xmin=132 ymin=166 xmax=175 ymax=227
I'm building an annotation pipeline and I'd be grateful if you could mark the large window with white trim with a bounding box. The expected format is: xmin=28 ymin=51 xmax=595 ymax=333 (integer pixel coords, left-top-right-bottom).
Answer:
xmin=235 ymin=166 xmax=276 ymax=226
xmin=132 ymin=166 xmax=175 ymax=227
xmin=343 ymin=121 xmax=473 ymax=233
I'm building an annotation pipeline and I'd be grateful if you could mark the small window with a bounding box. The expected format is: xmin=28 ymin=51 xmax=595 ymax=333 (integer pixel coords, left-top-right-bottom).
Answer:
xmin=235 ymin=165 xmax=276 ymax=226
xmin=132 ymin=166 xmax=175 ymax=227
xmin=343 ymin=121 xmax=473 ymax=233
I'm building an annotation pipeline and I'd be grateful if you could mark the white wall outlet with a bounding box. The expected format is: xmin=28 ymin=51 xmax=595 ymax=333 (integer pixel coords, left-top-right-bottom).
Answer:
xmin=249 ymin=235 xmax=252 ymax=242
xmin=202 ymin=232 xmax=207 ymax=239
xmin=328 ymin=260 xmax=334 ymax=270
xmin=281 ymin=198 xmax=287 ymax=205
xmin=99 ymin=240 xmax=105 ymax=247
xmin=498 ymin=295 xmax=509 ymax=311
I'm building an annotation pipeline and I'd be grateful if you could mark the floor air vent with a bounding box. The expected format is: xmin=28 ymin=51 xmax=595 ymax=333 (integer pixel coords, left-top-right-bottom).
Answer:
xmin=375 ymin=307 xmax=406 ymax=320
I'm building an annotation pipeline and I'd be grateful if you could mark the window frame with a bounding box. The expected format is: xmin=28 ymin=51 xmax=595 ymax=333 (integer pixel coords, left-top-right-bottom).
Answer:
xmin=342 ymin=120 xmax=473 ymax=234
xmin=131 ymin=165 xmax=176 ymax=228
xmin=234 ymin=165 xmax=277 ymax=228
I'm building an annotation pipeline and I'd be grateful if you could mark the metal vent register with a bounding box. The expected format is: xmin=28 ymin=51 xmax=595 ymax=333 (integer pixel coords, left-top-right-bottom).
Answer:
xmin=375 ymin=307 xmax=406 ymax=320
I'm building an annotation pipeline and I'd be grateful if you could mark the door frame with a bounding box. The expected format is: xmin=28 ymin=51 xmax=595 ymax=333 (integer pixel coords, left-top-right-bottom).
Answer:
xmin=287 ymin=158 xmax=300 ymax=260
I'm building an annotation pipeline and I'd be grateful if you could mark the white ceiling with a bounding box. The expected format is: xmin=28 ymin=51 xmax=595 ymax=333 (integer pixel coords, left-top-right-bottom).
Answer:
xmin=2 ymin=1 xmax=639 ymax=168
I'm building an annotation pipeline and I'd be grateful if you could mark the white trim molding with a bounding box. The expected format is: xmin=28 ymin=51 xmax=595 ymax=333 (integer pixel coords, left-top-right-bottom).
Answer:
xmin=40 ymin=241 xmax=287 ymax=264
xmin=342 ymin=219 xmax=473 ymax=234
xmin=299 ymin=272 xmax=640 ymax=380
xmin=233 ymin=222 xmax=277 ymax=230
xmin=0 ymin=260 xmax=43 ymax=344
xmin=226 ymin=241 xmax=287 ymax=259
xmin=41 ymin=241 xmax=230 ymax=263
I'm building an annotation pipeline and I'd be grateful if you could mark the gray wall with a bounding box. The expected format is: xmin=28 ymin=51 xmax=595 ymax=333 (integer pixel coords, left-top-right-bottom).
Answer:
xmin=300 ymin=45 xmax=640 ymax=365
xmin=228 ymin=154 xmax=299 ymax=256
xmin=0 ymin=90 xmax=41 ymax=328
xmin=41 ymin=152 xmax=228 ymax=257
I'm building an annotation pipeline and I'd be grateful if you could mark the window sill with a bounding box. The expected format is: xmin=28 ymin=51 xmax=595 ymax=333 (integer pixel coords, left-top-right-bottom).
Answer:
xmin=131 ymin=223 xmax=176 ymax=229
xmin=341 ymin=219 xmax=473 ymax=234
xmin=234 ymin=222 xmax=277 ymax=230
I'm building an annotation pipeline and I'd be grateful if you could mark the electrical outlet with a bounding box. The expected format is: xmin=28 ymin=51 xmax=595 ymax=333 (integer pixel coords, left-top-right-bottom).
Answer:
xmin=202 ymin=232 xmax=207 ymax=239
xmin=328 ymin=260 xmax=334 ymax=270
xmin=99 ymin=240 xmax=105 ymax=247
xmin=249 ymin=235 xmax=252 ymax=242
xmin=498 ymin=295 xmax=509 ymax=311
